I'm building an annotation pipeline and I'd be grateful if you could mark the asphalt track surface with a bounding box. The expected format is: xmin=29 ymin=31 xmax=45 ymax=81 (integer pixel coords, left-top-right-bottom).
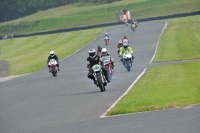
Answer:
xmin=0 ymin=21 xmax=199 ymax=133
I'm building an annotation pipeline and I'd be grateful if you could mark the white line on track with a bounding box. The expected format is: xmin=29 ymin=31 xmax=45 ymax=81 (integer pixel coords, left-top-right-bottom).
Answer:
xmin=0 ymin=73 xmax=30 ymax=82
xmin=150 ymin=20 xmax=168 ymax=63
xmin=100 ymin=103 xmax=200 ymax=118
xmin=100 ymin=21 xmax=168 ymax=118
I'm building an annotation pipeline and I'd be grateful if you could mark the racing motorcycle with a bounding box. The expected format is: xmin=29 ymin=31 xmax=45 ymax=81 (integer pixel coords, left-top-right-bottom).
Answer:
xmin=92 ymin=64 xmax=107 ymax=92
xmin=104 ymin=36 xmax=109 ymax=45
xmin=122 ymin=50 xmax=132 ymax=72
xmin=48 ymin=59 xmax=58 ymax=76
xmin=102 ymin=56 xmax=114 ymax=82
xmin=131 ymin=23 xmax=136 ymax=31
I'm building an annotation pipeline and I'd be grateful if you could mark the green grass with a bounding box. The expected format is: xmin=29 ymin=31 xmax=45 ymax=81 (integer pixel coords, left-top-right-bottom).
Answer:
xmin=154 ymin=15 xmax=200 ymax=62
xmin=0 ymin=28 xmax=106 ymax=75
xmin=0 ymin=0 xmax=199 ymax=35
xmin=105 ymin=15 xmax=200 ymax=116
xmin=106 ymin=62 xmax=200 ymax=115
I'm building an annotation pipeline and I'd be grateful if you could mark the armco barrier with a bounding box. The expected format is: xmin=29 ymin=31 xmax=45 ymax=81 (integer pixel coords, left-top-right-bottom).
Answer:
xmin=1 ymin=10 xmax=200 ymax=39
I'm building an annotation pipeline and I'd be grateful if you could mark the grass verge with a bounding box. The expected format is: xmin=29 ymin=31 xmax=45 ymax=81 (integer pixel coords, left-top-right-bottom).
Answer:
xmin=105 ymin=15 xmax=200 ymax=116
xmin=0 ymin=28 xmax=106 ymax=76
xmin=154 ymin=15 xmax=200 ymax=62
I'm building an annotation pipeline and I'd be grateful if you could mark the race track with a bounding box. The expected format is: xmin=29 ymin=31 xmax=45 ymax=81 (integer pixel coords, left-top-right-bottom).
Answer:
xmin=0 ymin=21 xmax=199 ymax=133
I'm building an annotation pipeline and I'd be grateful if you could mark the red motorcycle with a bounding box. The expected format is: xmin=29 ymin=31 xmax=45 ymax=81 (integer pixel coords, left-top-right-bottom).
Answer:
xmin=102 ymin=56 xmax=113 ymax=82
xmin=48 ymin=59 xmax=58 ymax=76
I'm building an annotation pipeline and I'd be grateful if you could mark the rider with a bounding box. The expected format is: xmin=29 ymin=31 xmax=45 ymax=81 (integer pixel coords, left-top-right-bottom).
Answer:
xmin=104 ymin=33 xmax=109 ymax=43
xmin=132 ymin=19 xmax=138 ymax=27
xmin=117 ymin=40 xmax=123 ymax=55
xmin=96 ymin=45 xmax=103 ymax=56
xmin=119 ymin=43 xmax=134 ymax=63
xmin=101 ymin=48 xmax=115 ymax=69
xmin=47 ymin=51 xmax=60 ymax=72
xmin=87 ymin=49 xmax=110 ymax=84
xmin=122 ymin=35 xmax=129 ymax=44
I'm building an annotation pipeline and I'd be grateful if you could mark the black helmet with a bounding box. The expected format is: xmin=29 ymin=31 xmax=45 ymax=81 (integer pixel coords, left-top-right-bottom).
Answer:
xmin=97 ymin=45 xmax=102 ymax=51
xmin=88 ymin=49 xmax=96 ymax=57
xmin=124 ymin=36 xmax=126 ymax=38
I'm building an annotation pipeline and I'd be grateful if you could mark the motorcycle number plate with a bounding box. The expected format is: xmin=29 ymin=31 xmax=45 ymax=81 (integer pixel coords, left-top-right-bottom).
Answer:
xmin=92 ymin=65 xmax=100 ymax=71
xmin=103 ymin=60 xmax=109 ymax=64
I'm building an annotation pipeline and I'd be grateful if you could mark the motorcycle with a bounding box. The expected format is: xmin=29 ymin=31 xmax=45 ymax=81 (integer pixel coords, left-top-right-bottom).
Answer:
xmin=131 ymin=23 xmax=136 ymax=31
xmin=48 ymin=59 xmax=58 ymax=76
xmin=104 ymin=36 xmax=109 ymax=45
xmin=92 ymin=64 xmax=107 ymax=92
xmin=102 ymin=56 xmax=114 ymax=82
xmin=122 ymin=50 xmax=132 ymax=72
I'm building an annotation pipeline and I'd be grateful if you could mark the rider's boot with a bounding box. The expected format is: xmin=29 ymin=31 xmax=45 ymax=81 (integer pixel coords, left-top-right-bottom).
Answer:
xmin=93 ymin=80 xmax=97 ymax=85
xmin=48 ymin=65 xmax=51 ymax=73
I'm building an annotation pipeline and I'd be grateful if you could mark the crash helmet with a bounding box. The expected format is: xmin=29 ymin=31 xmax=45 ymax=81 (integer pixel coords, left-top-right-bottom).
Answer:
xmin=124 ymin=35 xmax=126 ymax=39
xmin=50 ymin=51 xmax=54 ymax=57
xmin=97 ymin=45 xmax=103 ymax=52
xmin=105 ymin=32 xmax=108 ymax=35
xmin=123 ymin=39 xmax=128 ymax=44
xmin=123 ymin=43 xmax=128 ymax=49
xmin=101 ymin=48 xmax=107 ymax=56
xmin=88 ymin=49 xmax=96 ymax=58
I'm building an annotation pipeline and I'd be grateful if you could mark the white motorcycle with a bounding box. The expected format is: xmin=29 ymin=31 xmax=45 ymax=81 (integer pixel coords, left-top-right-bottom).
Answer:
xmin=122 ymin=50 xmax=132 ymax=72
xmin=92 ymin=64 xmax=107 ymax=92
xmin=48 ymin=59 xmax=58 ymax=76
xmin=104 ymin=36 xmax=109 ymax=45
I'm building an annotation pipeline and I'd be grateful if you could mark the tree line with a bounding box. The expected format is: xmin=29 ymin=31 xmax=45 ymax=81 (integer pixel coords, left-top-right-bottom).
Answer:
xmin=0 ymin=0 xmax=121 ymax=23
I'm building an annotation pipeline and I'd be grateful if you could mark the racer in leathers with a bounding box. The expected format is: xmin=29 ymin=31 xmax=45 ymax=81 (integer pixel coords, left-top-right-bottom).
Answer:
xmin=104 ymin=33 xmax=109 ymax=43
xmin=119 ymin=43 xmax=134 ymax=63
xmin=96 ymin=45 xmax=103 ymax=56
xmin=47 ymin=51 xmax=60 ymax=72
xmin=122 ymin=36 xmax=129 ymax=44
xmin=131 ymin=19 xmax=138 ymax=27
xmin=87 ymin=49 xmax=110 ymax=84
xmin=101 ymin=48 xmax=115 ymax=69
xmin=117 ymin=40 xmax=123 ymax=55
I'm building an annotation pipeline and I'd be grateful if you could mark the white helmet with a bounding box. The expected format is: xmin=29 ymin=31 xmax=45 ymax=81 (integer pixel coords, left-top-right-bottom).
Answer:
xmin=50 ymin=51 xmax=54 ymax=57
xmin=101 ymin=48 xmax=107 ymax=56
xmin=88 ymin=49 xmax=96 ymax=58
xmin=123 ymin=39 xmax=128 ymax=44
xmin=105 ymin=32 xmax=107 ymax=35
xmin=123 ymin=43 xmax=128 ymax=48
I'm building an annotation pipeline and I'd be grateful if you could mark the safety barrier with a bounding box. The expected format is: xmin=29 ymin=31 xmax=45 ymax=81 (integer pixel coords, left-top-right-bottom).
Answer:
xmin=1 ymin=11 xmax=200 ymax=39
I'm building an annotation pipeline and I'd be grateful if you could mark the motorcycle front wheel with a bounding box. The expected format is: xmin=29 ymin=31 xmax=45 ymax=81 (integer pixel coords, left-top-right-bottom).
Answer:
xmin=97 ymin=74 xmax=105 ymax=92
xmin=125 ymin=59 xmax=131 ymax=72
xmin=52 ymin=67 xmax=57 ymax=76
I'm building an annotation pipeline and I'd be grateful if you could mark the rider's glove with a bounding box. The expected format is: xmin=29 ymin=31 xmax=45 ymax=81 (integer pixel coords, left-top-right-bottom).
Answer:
xmin=132 ymin=54 xmax=134 ymax=60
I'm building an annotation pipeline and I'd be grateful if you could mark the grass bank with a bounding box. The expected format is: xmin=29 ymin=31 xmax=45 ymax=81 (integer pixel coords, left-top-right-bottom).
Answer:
xmin=0 ymin=28 xmax=105 ymax=75
xmin=106 ymin=15 xmax=200 ymax=116
xmin=0 ymin=0 xmax=199 ymax=35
